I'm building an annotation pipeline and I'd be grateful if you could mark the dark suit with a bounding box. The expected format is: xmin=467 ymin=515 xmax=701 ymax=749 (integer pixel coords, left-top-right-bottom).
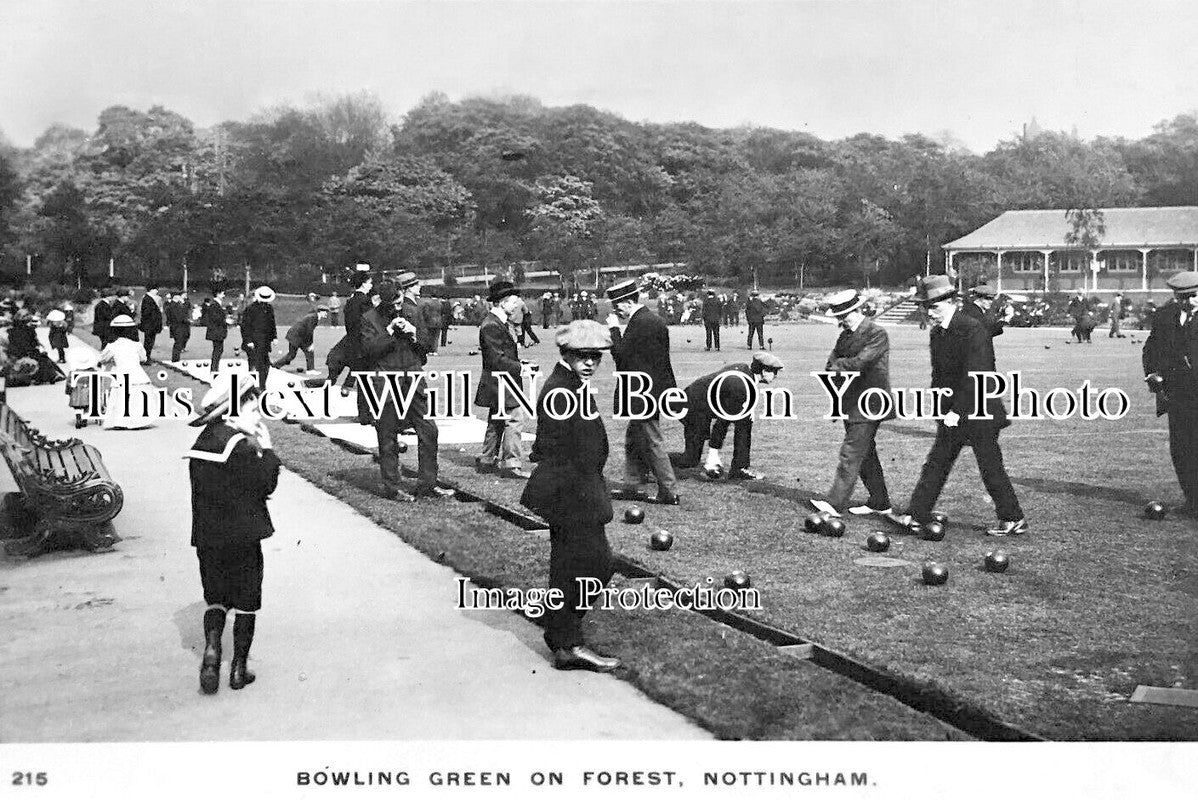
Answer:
xmin=274 ymin=311 xmax=321 ymax=371
xmin=675 ymin=364 xmax=756 ymax=473
xmin=906 ymin=309 xmax=1022 ymax=523
xmin=240 ymin=301 xmax=277 ymax=391
xmin=474 ymin=311 xmax=526 ymax=469
xmin=961 ymin=299 xmax=1005 ymax=338
xmin=824 ymin=318 xmax=893 ymax=509
xmin=91 ymin=299 xmax=114 ymax=347
xmin=138 ymin=294 xmax=163 ymax=359
xmin=610 ymin=306 xmax=678 ymax=496
xmin=1142 ymin=299 xmax=1198 ymax=507
xmin=745 ymin=297 xmax=766 ymax=348
xmin=360 ymin=301 xmax=439 ymax=492
xmin=702 ymin=295 xmax=722 ymax=350
xmin=200 ymin=298 xmax=228 ymax=366
xmin=520 ymin=363 xmax=614 ymax=651
xmin=166 ymin=300 xmax=192 ymax=361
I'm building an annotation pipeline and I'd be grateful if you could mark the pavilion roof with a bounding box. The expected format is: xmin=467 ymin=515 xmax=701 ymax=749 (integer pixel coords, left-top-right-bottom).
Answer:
xmin=944 ymin=207 xmax=1198 ymax=251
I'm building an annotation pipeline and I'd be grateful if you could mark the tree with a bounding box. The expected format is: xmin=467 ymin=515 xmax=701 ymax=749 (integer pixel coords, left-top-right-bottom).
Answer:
xmin=528 ymin=175 xmax=603 ymax=279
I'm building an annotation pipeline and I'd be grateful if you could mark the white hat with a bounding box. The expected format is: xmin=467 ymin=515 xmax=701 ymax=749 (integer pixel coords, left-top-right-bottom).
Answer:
xmin=824 ymin=289 xmax=865 ymax=317
xmin=253 ymin=286 xmax=276 ymax=302
xmin=190 ymin=379 xmax=260 ymax=427
xmin=46 ymin=310 xmax=66 ymax=323
xmin=109 ymin=314 xmax=136 ymax=327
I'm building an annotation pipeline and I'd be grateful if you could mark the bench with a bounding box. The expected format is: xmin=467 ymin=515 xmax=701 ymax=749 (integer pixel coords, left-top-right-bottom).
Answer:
xmin=0 ymin=402 xmax=124 ymax=556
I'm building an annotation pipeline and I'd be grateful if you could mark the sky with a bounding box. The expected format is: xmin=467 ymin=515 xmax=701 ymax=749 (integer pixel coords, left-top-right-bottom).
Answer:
xmin=2 ymin=0 xmax=1197 ymax=153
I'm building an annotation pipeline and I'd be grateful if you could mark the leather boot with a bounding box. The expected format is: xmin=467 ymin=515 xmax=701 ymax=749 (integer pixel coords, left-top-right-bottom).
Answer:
xmin=199 ymin=607 xmax=226 ymax=695
xmin=229 ymin=613 xmax=257 ymax=690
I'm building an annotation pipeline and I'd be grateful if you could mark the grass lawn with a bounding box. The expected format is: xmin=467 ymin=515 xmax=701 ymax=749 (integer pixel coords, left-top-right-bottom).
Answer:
xmin=174 ymin=316 xmax=1198 ymax=740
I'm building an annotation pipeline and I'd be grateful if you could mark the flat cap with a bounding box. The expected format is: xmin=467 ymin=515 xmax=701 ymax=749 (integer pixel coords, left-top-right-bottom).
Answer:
xmin=1166 ymin=271 xmax=1198 ymax=295
xmin=556 ymin=319 xmax=612 ymax=351
xmin=752 ymin=352 xmax=784 ymax=372
xmin=606 ymin=279 xmax=639 ymax=304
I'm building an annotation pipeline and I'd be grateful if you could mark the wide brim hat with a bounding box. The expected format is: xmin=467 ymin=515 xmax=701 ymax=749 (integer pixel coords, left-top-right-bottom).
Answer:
xmin=253 ymin=286 xmax=276 ymax=302
xmin=487 ymin=280 xmax=521 ymax=304
xmin=969 ymin=283 xmax=997 ymax=298
xmin=606 ymin=279 xmax=639 ymax=304
xmin=555 ymin=319 xmax=612 ymax=351
xmin=109 ymin=314 xmax=136 ymax=327
xmin=46 ymin=310 xmax=66 ymax=323
xmin=190 ymin=379 xmax=261 ymax=427
xmin=1166 ymin=271 xmax=1198 ymax=295
xmin=824 ymin=289 xmax=865 ymax=317
xmin=914 ymin=274 xmax=958 ymax=306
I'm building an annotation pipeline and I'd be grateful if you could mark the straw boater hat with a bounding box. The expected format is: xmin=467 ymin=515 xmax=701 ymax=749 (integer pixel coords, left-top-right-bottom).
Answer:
xmin=606 ymin=279 xmax=640 ymax=305
xmin=46 ymin=309 xmax=66 ymax=323
xmin=395 ymin=271 xmax=420 ymax=290
xmin=190 ymin=379 xmax=261 ymax=427
xmin=487 ymin=280 xmax=520 ymax=304
xmin=824 ymin=289 xmax=866 ymax=318
xmin=914 ymin=274 xmax=958 ymax=305
xmin=253 ymin=286 xmax=276 ymax=302
xmin=1166 ymin=272 xmax=1198 ymax=295
xmin=556 ymin=319 xmax=612 ymax=352
xmin=969 ymin=283 xmax=997 ymax=298
xmin=109 ymin=314 xmax=136 ymax=327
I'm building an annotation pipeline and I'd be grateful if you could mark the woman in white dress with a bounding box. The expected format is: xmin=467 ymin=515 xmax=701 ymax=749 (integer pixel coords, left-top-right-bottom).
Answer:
xmin=99 ymin=314 xmax=155 ymax=429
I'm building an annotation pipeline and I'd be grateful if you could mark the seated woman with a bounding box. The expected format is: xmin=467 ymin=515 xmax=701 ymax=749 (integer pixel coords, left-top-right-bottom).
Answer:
xmin=4 ymin=310 xmax=64 ymax=385
xmin=98 ymin=315 xmax=154 ymax=429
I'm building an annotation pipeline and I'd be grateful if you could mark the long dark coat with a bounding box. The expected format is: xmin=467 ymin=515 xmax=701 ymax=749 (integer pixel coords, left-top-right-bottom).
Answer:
xmin=928 ymin=310 xmax=1007 ymax=429
xmin=610 ymin=306 xmax=676 ymax=412
xmin=1143 ymin=299 xmax=1198 ymax=417
xmin=473 ymin=312 xmax=522 ymax=411
xmin=520 ymin=363 xmax=613 ymax=527
xmin=240 ymin=301 xmax=276 ymax=347
xmin=138 ymin=294 xmax=163 ymax=335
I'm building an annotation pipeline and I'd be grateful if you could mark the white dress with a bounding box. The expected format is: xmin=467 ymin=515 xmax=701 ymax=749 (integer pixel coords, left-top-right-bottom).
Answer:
xmin=99 ymin=337 xmax=154 ymax=430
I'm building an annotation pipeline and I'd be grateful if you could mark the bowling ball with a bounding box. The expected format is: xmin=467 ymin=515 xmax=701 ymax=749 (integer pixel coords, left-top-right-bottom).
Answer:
xmin=624 ymin=506 xmax=646 ymax=524
xmin=821 ymin=517 xmax=846 ymax=538
xmin=984 ymin=550 xmax=1010 ymax=573
xmin=922 ymin=562 xmax=949 ymax=586
xmin=1144 ymin=501 xmax=1166 ymax=521
xmin=649 ymin=530 xmax=673 ymax=551
xmin=804 ymin=512 xmax=827 ymax=532
xmin=866 ymin=532 xmax=891 ymax=552
xmin=930 ymin=511 xmax=949 ymax=526
xmin=724 ymin=570 xmax=751 ymax=590
xmin=921 ymin=521 xmax=946 ymax=541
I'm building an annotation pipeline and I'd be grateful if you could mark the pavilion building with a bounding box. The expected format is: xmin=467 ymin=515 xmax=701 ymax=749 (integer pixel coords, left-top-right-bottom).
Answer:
xmin=942 ymin=206 xmax=1198 ymax=295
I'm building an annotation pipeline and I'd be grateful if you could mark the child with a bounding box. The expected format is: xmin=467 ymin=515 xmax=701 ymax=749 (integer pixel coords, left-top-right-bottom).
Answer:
xmin=47 ymin=309 xmax=69 ymax=363
xmin=186 ymin=377 xmax=280 ymax=693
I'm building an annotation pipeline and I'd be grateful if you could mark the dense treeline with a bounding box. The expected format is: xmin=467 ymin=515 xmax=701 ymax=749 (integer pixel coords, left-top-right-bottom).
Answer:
xmin=0 ymin=91 xmax=1195 ymax=290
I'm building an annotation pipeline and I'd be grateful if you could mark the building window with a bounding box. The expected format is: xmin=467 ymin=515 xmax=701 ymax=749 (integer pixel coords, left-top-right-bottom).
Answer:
xmin=1149 ymin=249 xmax=1194 ymax=273
xmin=1102 ymin=251 xmax=1141 ymax=273
xmin=1051 ymin=251 xmax=1089 ymax=273
xmin=1007 ymin=252 xmax=1042 ymax=273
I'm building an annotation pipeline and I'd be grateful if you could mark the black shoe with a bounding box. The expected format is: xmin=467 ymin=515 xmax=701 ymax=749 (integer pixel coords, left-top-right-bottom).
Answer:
xmin=610 ymin=488 xmax=650 ymax=502
xmin=668 ymin=453 xmax=699 ymax=469
xmin=229 ymin=658 xmax=256 ymax=690
xmin=413 ymin=485 xmax=455 ymax=499
xmin=498 ymin=467 xmax=531 ymax=480
xmin=229 ymin=614 xmax=256 ymax=690
xmin=553 ymin=646 xmax=621 ymax=673
xmin=199 ymin=608 xmax=225 ymax=695
xmin=650 ymin=492 xmax=680 ymax=506
xmin=727 ymin=468 xmax=764 ymax=481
